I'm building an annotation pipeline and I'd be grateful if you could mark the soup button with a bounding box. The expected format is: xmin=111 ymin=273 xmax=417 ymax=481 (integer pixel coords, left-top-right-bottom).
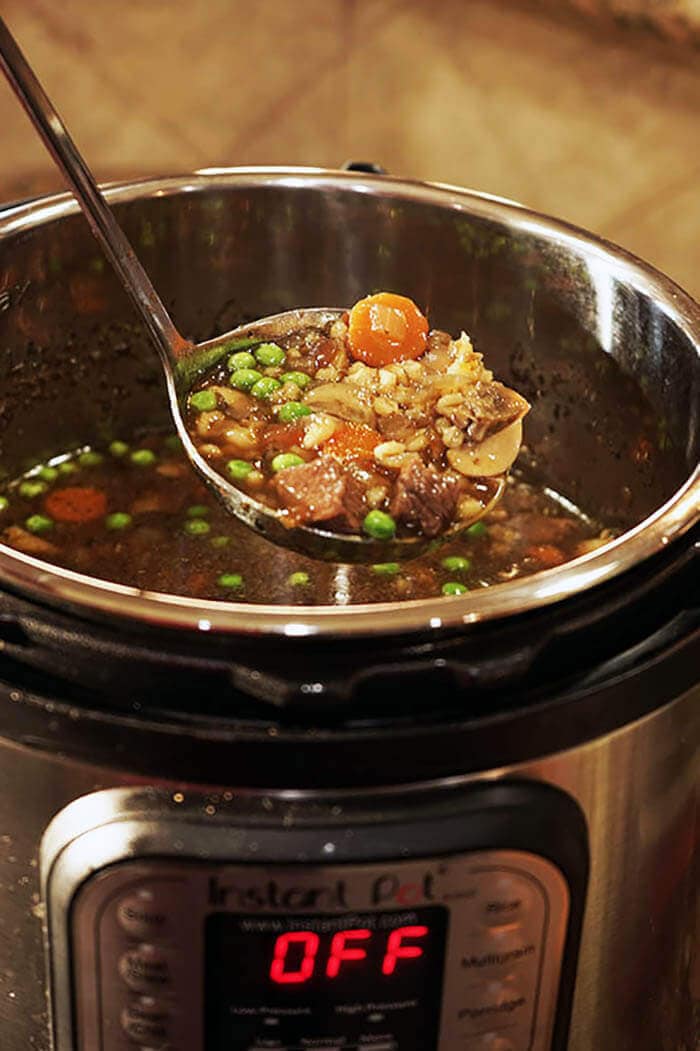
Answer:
xmin=117 ymin=889 xmax=171 ymax=940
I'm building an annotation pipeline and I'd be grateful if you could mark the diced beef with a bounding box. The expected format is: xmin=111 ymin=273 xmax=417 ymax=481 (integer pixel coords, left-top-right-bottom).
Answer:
xmin=271 ymin=456 xmax=349 ymax=524
xmin=377 ymin=412 xmax=415 ymax=442
xmin=390 ymin=456 xmax=461 ymax=537
xmin=462 ymin=381 xmax=530 ymax=442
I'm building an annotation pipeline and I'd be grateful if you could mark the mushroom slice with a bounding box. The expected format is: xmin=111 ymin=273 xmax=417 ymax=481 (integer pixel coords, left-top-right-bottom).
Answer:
xmin=447 ymin=418 xmax=523 ymax=477
xmin=304 ymin=382 xmax=375 ymax=426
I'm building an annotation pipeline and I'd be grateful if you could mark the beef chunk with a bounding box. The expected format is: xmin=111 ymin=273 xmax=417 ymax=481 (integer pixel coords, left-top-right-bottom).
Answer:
xmin=271 ymin=456 xmax=348 ymax=524
xmin=462 ymin=381 xmax=530 ymax=441
xmin=390 ymin=456 xmax=461 ymax=537
xmin=377 ymin=412 xmax=415 ymax=442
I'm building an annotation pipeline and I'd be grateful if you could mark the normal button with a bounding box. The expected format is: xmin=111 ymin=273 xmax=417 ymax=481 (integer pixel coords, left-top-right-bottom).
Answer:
xmin=119 ymin=944 xmax=176 ymax=992
xmin=117 ymin=890 xmax=171 ymax=940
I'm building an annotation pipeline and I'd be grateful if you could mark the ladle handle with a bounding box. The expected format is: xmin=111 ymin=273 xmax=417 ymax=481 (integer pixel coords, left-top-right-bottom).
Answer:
xmin=0 ymin=17 xmax=188 ymax=362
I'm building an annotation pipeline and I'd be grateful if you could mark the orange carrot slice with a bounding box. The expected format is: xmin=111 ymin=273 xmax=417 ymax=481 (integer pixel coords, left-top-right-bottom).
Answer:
xmin=44 ymin=486 xmax=107 ymax=523
xmin=347 ymin=292 xmax=428 ymax=367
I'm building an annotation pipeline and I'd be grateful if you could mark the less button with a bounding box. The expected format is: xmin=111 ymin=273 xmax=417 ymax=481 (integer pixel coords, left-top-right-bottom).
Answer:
xmin=119 ymin=944 xmax=175 ymax=992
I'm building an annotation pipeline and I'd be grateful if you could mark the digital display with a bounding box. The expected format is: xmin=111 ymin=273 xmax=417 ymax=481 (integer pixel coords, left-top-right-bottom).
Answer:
xmin=205 ymin=906 xmax=448 ymax=1050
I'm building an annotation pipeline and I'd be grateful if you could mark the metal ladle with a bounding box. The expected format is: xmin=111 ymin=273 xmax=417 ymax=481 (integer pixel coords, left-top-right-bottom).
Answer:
xmin=0 ymin=17 xmax=504 ymax=563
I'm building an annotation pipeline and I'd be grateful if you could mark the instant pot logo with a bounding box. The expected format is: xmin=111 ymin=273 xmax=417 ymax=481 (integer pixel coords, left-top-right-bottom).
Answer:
xmin=208 ymin=870 xmax=437 ymax=911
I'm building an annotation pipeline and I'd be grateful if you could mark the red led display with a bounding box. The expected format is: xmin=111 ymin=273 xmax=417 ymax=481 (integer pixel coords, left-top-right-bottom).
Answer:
xmin=269 ymin=925 xmax=428 ymax=984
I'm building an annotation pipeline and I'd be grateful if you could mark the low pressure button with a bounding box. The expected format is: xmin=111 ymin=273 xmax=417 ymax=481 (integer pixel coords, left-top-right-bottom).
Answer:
xmin=119 ymin=943 xmax=175 ymax=992
xmin=117 ymin=889 xmax=170 ymax=940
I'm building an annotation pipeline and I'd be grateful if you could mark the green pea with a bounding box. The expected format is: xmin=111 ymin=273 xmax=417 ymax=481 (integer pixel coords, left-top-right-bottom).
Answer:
xmin=254 ymin=342 xmax=286 ymax=367
xmin=109 ymin=440 xmax=129 ymax=458
xmin=210 ymin=535 xmax=232 ymax=548
xmin=57 ymin=461 xmax=78 ymax=476
xmin=467 ymin=521 xmax=488 ymax=539
xmin=226 ymin=459 xmax=254 ymax=482
xmin=227 ymin=350 xmax=256 ymax=371
xmin=280 ymin=370 xmax=310 ymax=389
xmin=372 ymin=562 xmax=400 ymax=575
xmin=441 ymin=555 xmax=471 ymax=573
xmin=164 ymin=434 xmax=182 ymax=451
xmin=79 ymin=450 xmax=103 ymax=468
xmin=0 ymin=496 xmax=8 ymax=512
xmin=288 ymin=571 xmax=310 ymax=587
xmin=38 ymin=465 xmax=58 ymax=483
xmin=277 ymin=402 xmax=311 ymax=423
xmin=25 ymin=513 xmax=53 ymax=534
xmin=184 ymin=518 xmax=210 ymax=536
xmin=271 ymin=453 xmax=304 ymax=472
xmin=250 ymin=376 xmax=282 ymax=400
xmin=130 ymin=449 xmax=157 ymax=467
xmin=363 ymin=510 xmax=396 ymax=541
xmin=105 ymin=512 xmax=132 ymax=530
xmin=186 ymin=504 xmax=210 ymax=518
xmin=217 ymin=572 xmax=243 ymax=590
xmin=19 ymin=480 xmax=47 ymax=500
xmin=442 ymin=581 xmax=469 ymax=596
xmin=190 ymin=389 xmax=218 ymax=412
xmin=230 ymin=368 xmax=263 ymax=391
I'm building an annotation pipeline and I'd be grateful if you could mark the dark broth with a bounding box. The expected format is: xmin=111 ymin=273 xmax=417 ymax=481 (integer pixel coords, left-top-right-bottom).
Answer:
xmin=0 ymin=432 xmax=611 ymax=605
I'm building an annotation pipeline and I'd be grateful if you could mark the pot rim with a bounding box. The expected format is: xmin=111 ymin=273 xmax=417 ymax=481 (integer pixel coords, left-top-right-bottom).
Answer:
xmin=0 ymin=167 xmax=697 ymax=639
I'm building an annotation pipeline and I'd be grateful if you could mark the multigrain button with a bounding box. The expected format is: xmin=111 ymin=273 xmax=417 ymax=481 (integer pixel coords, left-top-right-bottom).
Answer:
xmin=480 ymin=875 xmax=534 ymax=928
xmin=461 ymin=929 xmax=537 ymax=977
xmin=121 ymin=996 xmax=171 ymax=1044
xmin=119 ymin=944 xmax=175 ymax=992
xmin=117 ymin=890 xmax=170 ymax=940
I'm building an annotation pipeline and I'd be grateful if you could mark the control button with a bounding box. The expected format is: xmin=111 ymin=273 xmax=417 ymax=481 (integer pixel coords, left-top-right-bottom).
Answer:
xmin=471 ymin=1035 xmax=517 ymax=1051
xmin=480 ymin=875 xmax=534 ymax=928
xmin=117 ymin=889 xmax=170 ymax=940
xmin=119 ymin=944 xmax=175 ymax=992
xmin=121 ymin=996 xmax=172 ymax=1044
xmin=457 ymin=978 xmax=527 ymax=1033
xmin=460 ymin=927 xmax=538 ymax=977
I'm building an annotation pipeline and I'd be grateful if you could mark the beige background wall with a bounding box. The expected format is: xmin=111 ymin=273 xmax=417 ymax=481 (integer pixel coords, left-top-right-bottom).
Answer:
xmin=2 ymin=0 xmax=700 ymax=296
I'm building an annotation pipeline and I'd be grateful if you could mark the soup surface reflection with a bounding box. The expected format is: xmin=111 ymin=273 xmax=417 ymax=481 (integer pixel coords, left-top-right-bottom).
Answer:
xmin=0 ymin=432 xmax=611 ymax=605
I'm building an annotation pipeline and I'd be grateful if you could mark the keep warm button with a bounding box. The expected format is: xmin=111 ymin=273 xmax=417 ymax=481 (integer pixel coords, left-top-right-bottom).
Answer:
xmin=457 ymin=978 xmax=528 ymax=1032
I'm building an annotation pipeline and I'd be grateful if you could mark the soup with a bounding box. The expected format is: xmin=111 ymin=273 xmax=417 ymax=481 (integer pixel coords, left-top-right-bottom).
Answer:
xmin=0 ymin=431 xmax=611 ymax=605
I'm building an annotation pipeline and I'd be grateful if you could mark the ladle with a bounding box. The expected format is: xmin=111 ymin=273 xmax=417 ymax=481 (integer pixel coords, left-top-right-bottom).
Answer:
xmin=0 ymin=17 xmax=504 ymax=562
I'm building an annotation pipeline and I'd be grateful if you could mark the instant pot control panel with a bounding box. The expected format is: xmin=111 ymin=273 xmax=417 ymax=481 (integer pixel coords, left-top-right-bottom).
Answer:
xmin=41 ymin=783 xmax=588 ymax=1051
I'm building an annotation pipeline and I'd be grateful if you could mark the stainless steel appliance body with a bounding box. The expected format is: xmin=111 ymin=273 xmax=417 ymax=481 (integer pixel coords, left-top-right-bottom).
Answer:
xmin=0 ymin=170 xmax=695 ymax=1051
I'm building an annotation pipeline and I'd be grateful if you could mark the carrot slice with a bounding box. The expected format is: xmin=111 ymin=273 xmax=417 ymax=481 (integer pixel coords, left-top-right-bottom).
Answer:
xmin=323 ymin=422 xmax=382 ymax=464
xmin=347 ymin=292 xmax=428 ymax=367
xmin=526 ymin=544 xmax=566 ymax=568
xmin=44 ymin=486 xmax=107 ymax=523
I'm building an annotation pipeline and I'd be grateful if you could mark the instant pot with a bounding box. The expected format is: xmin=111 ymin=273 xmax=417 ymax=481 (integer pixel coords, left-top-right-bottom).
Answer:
xmin=0 ymin=170 xmax=696 ymax=1051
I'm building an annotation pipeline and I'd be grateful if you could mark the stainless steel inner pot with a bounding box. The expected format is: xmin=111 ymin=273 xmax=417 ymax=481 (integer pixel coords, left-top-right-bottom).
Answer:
xmin=0 ymin=168 xmax=696 ymax=636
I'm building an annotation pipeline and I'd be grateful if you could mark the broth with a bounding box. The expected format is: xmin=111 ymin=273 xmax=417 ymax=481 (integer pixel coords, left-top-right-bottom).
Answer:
xmin=0 ymin=432 xmax=611 ymax=606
